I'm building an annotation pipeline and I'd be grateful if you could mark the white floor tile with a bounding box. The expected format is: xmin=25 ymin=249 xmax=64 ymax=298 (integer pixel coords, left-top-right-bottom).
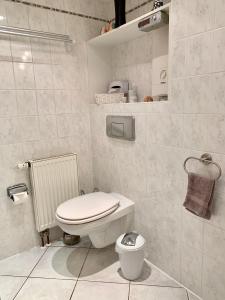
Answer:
xmin=188 ymin=292 xmax=201 ymax=300
xmin=71 ymin=280 xmax=129 ymax=300
xmin=79 ymin=245 xmax=128 ymax=284
xmin=51 ymin=236 xmax=91 ymax=248
xmin=131 ymin=260 xmax=180 ymax=287
xmin=129 ymin=285 xmax=188 ymax=300
xmin=0 ymin=247 xmax=45 ymax=276
xmin=0 ymin=276 xmax=26 ymax=300
xmin=30 ymin=247 xmax=89 ymax=280
xmin=14 ymin=278 xmax=75 ymax=300
xmin=0 ymin=245 xmax=198 ymax=300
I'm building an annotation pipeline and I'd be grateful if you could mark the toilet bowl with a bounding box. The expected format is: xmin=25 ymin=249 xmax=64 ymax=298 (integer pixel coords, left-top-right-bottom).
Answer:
xmin=55 ymin=192 xmax=134 ymax=248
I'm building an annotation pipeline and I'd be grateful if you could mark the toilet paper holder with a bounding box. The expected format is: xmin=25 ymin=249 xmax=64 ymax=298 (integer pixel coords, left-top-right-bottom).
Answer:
xmin=7 ymin=183 xmax=29 ymax=200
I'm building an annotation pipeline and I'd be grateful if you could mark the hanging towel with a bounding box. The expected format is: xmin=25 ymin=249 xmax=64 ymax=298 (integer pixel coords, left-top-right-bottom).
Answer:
xmin=183 ymin=172 xmax=215 ymax=219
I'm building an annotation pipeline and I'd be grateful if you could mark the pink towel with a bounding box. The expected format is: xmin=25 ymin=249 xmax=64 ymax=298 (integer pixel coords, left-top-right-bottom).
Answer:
xmin=183 ymin=172 xmax=215 ymax=219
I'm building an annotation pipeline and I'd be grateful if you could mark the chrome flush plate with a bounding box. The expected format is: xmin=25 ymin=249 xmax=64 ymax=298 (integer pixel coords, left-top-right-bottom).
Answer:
xmin=106 ymin=115 xmax=135 ymax=141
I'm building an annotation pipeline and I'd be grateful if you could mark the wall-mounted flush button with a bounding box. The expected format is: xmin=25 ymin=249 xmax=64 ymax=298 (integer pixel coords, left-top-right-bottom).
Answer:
xmin=106 ymin=115 xmax=135 ymax=141
xmin=111 ymin=122 xmax=124 ymax=137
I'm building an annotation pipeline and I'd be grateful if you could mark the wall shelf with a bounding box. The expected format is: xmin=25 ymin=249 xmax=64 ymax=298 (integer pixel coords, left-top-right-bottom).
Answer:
xmin=88 ymin=3 xmax=170 ymax=48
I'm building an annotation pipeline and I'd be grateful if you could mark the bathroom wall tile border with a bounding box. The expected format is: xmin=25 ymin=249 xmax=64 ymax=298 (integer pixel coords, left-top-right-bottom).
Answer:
xmin=111 ymin=0 xmax=170 ymax=21
xmin=5 ymin=0 xmax=169 ymax=25
xmin=5 ymin=0 xmax=108 ymax=22
xmin=127 ymin=0 xmax=153 ymax=15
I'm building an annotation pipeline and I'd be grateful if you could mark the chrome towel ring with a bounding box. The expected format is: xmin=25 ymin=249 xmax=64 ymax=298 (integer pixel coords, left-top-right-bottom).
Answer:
xmin=183 ymin=153 xmax=222 ymax=181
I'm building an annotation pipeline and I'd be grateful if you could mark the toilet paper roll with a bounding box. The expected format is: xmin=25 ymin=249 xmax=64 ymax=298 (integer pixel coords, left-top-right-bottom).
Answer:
xmin=12 ymin=192 xmax=28 ymax=205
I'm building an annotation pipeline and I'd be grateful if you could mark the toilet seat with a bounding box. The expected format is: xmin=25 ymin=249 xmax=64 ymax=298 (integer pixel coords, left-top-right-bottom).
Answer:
xmin=56 ymin=192 xmax=120 ymax=225
xmin=56 ymin=205 xmax=119 ymax=224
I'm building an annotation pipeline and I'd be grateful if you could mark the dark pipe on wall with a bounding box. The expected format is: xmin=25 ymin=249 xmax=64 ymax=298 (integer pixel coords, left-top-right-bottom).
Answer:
xmin=114 ymin=0 xmax=126 ymax=28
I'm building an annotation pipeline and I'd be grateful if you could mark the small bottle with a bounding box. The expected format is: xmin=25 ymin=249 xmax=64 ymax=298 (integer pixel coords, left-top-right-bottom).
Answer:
xmin=128 ymin=89 xmax=137 ymax=103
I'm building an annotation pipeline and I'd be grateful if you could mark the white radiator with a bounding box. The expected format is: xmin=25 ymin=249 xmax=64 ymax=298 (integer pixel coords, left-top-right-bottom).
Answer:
xmin=29 ymin=153 xmax=79 ymax=232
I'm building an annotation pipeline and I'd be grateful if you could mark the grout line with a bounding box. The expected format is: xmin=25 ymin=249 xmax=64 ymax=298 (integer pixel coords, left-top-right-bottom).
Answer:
xmin=127 ymin=0 xmax=152 ymax=14
xmin=69 ymin=280 xmax=79 ymax=300
xmin=27 ymin=247 xmax=49 ymax=277
xmin=173 ymin=23 xmax=225 ymax=43
xmin=27 ymin=275 xmax=76 ymax=281
xmin=12 ymin=247 xmax=48 ymax=300
xmin=77 ymin=247 xmax=91 ymax=279
xmin=186 ymin=289 xmax=190 ymax=300
xmin=11 ymin=277 xmax=28 ymax=300
xmin=130 ymin=282 xmax=184 ymax=288
xmin=128 ymin=282 xmax=131 ymax=300
xmin=145 ymin=260 xmax=202 ymax=300
xmin=171 ymin=70 xmax=225 ymax=80
xmin=200 ymin=225 xmax=205 ymax=297
xmin=77 ymin=279 xmax=129 ymax=285
xmin=0 ymin=59 xmax=67 ymax=66
xmin=69 ymin=247 xmax=91 ymax=300
xmin=68 ymin=279 xmax=79 ymax=300
xmin=49 ymin=245 xmax=91 ymax=249
xmin=0 ymin=274 xmax=27 ymax=278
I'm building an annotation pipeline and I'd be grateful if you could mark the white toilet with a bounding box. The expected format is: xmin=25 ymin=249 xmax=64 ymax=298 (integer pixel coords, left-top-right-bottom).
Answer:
xmin=55 ymin=192 xmax=134 ymax=248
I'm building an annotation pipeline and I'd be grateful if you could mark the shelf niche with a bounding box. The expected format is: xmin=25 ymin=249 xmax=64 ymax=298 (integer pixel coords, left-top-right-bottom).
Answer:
xmin=87 ymin=3 xmax=170 ymax=104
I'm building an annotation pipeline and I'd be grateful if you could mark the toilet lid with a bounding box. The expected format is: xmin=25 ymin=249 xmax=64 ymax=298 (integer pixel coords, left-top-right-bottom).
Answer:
xmin=56 ymin=192 xmax=120 ymax=223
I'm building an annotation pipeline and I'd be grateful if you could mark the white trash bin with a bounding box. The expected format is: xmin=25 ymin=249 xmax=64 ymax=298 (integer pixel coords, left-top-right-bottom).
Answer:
xmin=115 ymin=232 xmax=145 ymax=280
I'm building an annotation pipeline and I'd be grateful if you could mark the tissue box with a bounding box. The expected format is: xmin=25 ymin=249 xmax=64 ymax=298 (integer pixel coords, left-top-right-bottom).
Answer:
xmin=95 ymin=93 xmax=126 ymax=105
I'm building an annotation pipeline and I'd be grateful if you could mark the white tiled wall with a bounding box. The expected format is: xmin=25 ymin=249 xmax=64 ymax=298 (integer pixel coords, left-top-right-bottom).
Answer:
xmin=0 ymin=0 xmax=106 ymax=260
xmin=91 ymin=0 xmax=225 ymax=299
xmin=1 ymin=0 xmax=225 ymax=298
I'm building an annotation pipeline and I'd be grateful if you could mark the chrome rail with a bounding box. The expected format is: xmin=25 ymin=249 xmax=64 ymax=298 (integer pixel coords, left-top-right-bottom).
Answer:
xmin=0 ymin=25 xmax=73 ymax=43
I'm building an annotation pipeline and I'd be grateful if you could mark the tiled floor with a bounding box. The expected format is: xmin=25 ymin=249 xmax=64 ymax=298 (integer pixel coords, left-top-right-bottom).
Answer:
xmin=0 ymin=237 xmax=199 ymax=300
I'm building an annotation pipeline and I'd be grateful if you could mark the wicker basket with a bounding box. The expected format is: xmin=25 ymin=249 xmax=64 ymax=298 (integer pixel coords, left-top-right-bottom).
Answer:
xmin=95 ymin=93 xmax=126 ymax=104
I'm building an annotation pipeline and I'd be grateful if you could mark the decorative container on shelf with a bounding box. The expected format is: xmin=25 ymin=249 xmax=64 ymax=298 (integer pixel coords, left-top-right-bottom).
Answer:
xmin=95 ymin=93 xmax=126 ymax=105
xmin=153 ymin=0 xmax=164 ymax=9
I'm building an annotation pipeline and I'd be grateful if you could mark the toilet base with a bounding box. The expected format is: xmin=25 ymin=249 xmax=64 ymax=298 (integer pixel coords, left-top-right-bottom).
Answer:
xmin=89 ymin=214 xmax=133 ymax=248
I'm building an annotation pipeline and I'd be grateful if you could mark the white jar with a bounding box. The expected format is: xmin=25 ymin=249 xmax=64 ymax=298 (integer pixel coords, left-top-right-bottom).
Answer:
xmin=129 ymin=96 xmax=137 ymax=103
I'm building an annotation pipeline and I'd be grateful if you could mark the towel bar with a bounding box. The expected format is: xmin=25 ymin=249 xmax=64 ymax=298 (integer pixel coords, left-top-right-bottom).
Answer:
xmin=183 ymin=153 xmax=222 ymax=181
